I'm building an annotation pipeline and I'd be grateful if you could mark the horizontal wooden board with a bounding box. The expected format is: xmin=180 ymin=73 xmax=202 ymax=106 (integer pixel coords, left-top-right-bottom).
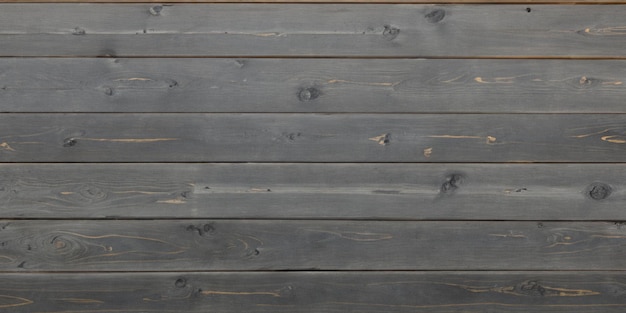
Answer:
xmin=1 ymin=220 xmax=626 ymax=271
xmin=3 ymin=272 xmax=626 ymax=312
xmin=0 ymin=114 xmax=625 ymax=162
xmin=0 ymin=163 xmax=625 ymax=220
xmin=4 ymin=59 xmax=626 ymax=113
xmin=2 ymin=4 xmax=626 ymax=57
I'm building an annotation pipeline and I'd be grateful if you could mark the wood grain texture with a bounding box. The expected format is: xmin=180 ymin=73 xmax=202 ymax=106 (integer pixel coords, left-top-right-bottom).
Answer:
xmin=2 ymin=272 xmax=626 ymax=312
xmin=1 ymin=220 xmax=626 ymax=271
xmin=4 ymin=59 xmax=626 ymax=113
xmin=0 ymin=114 xmax=625 ymax=162
xmin=2 ymin=4 xmax=626 ymax=57
xmin=0 ymin=163 xmax=624 ymax=220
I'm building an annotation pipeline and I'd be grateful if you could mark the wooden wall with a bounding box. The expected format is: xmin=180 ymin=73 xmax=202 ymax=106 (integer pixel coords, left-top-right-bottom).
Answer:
xmin=1 ymin=0 xmax=626 ymax=312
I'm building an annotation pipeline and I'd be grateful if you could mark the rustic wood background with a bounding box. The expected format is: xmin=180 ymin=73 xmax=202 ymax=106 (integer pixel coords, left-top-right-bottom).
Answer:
xmin=1 ymin=0 xmax=626 ymax=312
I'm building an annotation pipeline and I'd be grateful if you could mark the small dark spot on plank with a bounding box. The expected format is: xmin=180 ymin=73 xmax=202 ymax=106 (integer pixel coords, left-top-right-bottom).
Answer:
xmin=526 ymin=7 xmax=532 ymax=13
xmin=587 ymin=182 xmax=612 ymax=200
xmin=104 ymin=87 xmax=114 ymax=96
xmin=537 ymin=222 xmax=544 ymax=228
xmin=149 ymin=5 xmax=163 ymax=16
xmin=297 ymin=87 xmax=320 ymax=102
xmin=72 ymin=27 xmax=86 ymax=35
xmin=0 ymin=222 xmax=9 ymax=230
xmin=27 ymin=244 xmax=31 ymax=251
xmin=175 ymin=278 xmax=187 ymax=288
xmin=382 ymin=25 xmax=400 ymax=40
xmin=440 ymin=173 xmax=464 ymax=195
xmin=63 ymin=138 xmax=77 ymax=147
xmin=17 ymin=261 xmax=26 ymax=268
xmin=254 ymin=248 xmax=260 ymax=256
xmin=515 ymin=188 xmax=528 ymax=192
xmin=425 ymin=9 xmax=446 ymax=23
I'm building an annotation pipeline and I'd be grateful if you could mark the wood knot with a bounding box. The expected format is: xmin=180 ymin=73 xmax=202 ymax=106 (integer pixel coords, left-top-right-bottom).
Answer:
xmin=63 ymin=138 xmax=77 ymax=147
xmin=382 ymin=25 xmax=400 ymax=40
xmin=53 ymin=239 xmax=66 ymax=249
xmin=72 ymin=27 xmax=86 ymax=35
xmin=187 ymin=223 xmax=215 ymax=236
xmin=297 ymin=87 xmax=320 ymax=102
xmin=77 ymin=185 xmax=108 ymax=203
xmin=104 ymin=87 xmax=114 ymax=96
xmin=369 ymin=133 xmax=391 ymax=146
xmin=440 ymin=173 xmax=464 ymax=195
xmin=175 ymin=278 xmax=187 ymax=288
xmin=518 ymin=280 xmax=545 ymax=296
xmin=425 ymin=9 xmax=446 ymax=23
xmin=587 ymin=182 xmax=611 ymax=200
xmin=569 ymin=75 xmax=598 ymax=89
xmin=283 ymin=132 xmax=301 ymax=141
xmin=149 ymin=5 xmax=163 ymax=16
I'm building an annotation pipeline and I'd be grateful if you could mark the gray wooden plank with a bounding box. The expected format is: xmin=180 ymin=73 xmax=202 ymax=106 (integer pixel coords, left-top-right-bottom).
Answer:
xmin=3 ymin=59 xmax=626 ymax=113
xmin=1 ymin=4 xmax=626 ymax=57
xmin=1 ymin=220 xmax=626 ymax=271
xmin=2 ymin=272 xmax=626 ymax=312
xmin=1 ymin=163 xmax=625 ymax=220
xmin=0 ymin=113 xmax=625 ymax=162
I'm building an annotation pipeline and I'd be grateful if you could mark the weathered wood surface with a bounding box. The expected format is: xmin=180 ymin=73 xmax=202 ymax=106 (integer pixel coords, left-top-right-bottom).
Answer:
xmin=3 ymin=272 xmax=626 ymax=312
xmin=0 ymin=163 xmax=624 ymax=220
xmin=4 ymin=59 xmax=626 ymax=113
xmin=2 ymin=4 xmax=626 ymax=57
xmin=1 ymin=220 xmax=626 ymax=271
xmin=0 ymin=114 xmax=625 ymax=162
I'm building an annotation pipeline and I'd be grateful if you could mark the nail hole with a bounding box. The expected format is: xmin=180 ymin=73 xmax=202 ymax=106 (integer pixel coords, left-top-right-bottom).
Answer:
xmin=526 ymin=7 xmax=532 ymax=12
